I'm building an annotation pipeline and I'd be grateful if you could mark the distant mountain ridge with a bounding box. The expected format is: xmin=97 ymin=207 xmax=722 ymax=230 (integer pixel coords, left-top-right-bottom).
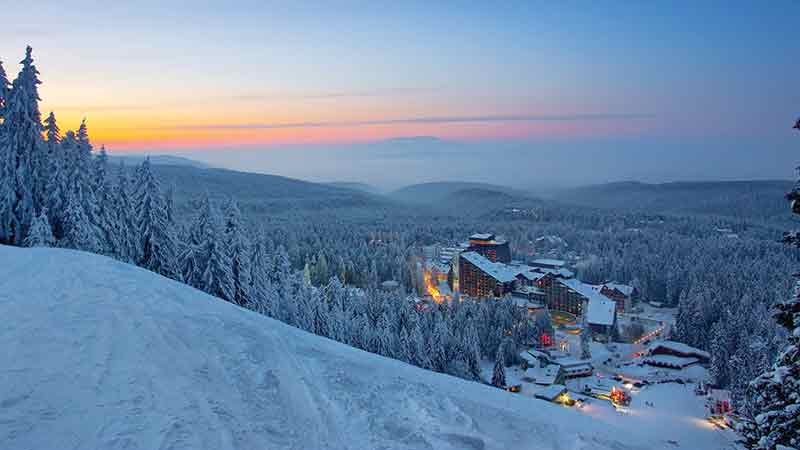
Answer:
xmin=108 ymin=154 xmax=211 ymax=169
xmin=139 ymin=165 xmax=393 ymax=222
xmin=553 ymin=179 xmax=793 ymax=220
xmin=388 ymin=181 xmax=525 ymax=205
xmin=325 ymin=181 xmax=383 ymax=195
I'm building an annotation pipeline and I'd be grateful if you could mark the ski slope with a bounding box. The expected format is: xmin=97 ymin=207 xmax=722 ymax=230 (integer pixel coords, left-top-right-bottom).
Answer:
xmin=1 ymin=245 xmax=653 ymax=450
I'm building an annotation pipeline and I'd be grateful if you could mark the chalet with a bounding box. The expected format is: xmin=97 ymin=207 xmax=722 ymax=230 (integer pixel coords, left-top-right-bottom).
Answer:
xmin=519 ymin=349 xmax=551 ymax=369
xmin=642 ymin=340 xmax=710 ymax=368
xmin=534 ymin=384 xmax=570 ymax=403
xmin=641 ymin=354 xmax=700 ymax=369
xmin=585 ymin=295 xmax=618 ymax=342
xmin=598 ymin=282 xmax=638 ymax=313
xmin=647 ymin=340 xmax=710 ymax=364
xmin=524 ymin=364 xmax=565 ymax=386
xmin=553 ymin=358 xmax=593 ymax=378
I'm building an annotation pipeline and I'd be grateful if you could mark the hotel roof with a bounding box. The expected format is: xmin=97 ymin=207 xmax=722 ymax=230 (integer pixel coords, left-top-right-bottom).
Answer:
xmin=469 ymin=233 xmax=495 ymax=241
xmin=460 ymin=252 xmax=518 ymax=283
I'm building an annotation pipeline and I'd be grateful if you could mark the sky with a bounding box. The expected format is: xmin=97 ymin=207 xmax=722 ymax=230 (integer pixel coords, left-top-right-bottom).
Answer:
xmin=2 ymin=1 xmax=799 ymax=188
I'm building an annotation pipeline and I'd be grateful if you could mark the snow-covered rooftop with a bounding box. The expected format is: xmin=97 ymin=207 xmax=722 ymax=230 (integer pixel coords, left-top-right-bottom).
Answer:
xmin=604 ymin=282 xmax=635 ymax=296
xmin=642 ymin=354 xmax=700 ymax=368
xmin=530 ymin=258 xmax=567 ymax=268
xmin=460 ymin=252 xmax=518 ymax=283
xmin=534 ymin=384 xmax=568 ymax=401
xmin=648 ymin=340 xmax=711 ymax=360
xmin=518 ymin=270 xmax=546 ymax=281
xmin=525 ymin=364 xmax=562 ymax=385
xmin=470 ymin=233 xmax=495 ymax=240
xmin=586 ymin=296 xmax=617 ymax=327
xmin=560 ymin=278 xmax=599 ymax=299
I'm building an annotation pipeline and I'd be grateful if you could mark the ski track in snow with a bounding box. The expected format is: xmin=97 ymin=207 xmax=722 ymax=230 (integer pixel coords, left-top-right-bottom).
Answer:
xmin=1 ymin=246 xmax=659 ymax=450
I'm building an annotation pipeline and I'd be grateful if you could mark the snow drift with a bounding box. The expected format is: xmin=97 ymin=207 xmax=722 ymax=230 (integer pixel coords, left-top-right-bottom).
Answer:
xmin=0 ymin=245 xmax=650 ymax=449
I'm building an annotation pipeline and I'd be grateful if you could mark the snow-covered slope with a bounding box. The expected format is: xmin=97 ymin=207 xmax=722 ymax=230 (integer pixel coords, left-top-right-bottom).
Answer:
xmin=0 ymin=246 xmax=650 ymax=450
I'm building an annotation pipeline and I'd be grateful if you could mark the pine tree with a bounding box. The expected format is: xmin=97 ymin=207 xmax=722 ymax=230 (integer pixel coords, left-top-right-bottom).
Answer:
xmin=0 ymin=58 xmax=10 ymax=117
xmin=23 ymin=207 xmax=54 ymax=247
xmin=74 ymin=120 xmax=101 ymax=229
xmin=223 ymin=199 xmax=251 ymax=306
xmin=60 ymin=188 xmax=100 ymax=252
xmin=0 ymin=139 xmax=17 ymax=243
xmin=195 ymin=196 xmax=234 ymax=302
xmin=42 ymin=112 xmax=66 ymax=237
xmin=43 ymin=112 xmax=59 ymax=151
xmin=491 ymin=341 xmax=507 ymax=388
xmin=133 ymin=158 xmax=178 ymax=279
xmin=112 ymin=162 xmax=137 ymax=262
xmin=580 ymin=326 xmax=592 ymax=360
xmin=247 ymin=235 xmax=273 ymax=315
xmin=1 ymin=46 xmax=44 ymax=243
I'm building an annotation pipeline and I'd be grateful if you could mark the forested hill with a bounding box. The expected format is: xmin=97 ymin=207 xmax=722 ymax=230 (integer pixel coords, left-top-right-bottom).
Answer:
xmin=324 ymin=181 xmax=383 ymax=195
xmin=388 ymin=181 xmax=527 ymax=205
xmin=143 ymin=164 xmax=394 ymax=220
xmin=552 ymin=180 xmax=793 ymax=220
xmin=109 ymin=154 xmax=211 ymax=169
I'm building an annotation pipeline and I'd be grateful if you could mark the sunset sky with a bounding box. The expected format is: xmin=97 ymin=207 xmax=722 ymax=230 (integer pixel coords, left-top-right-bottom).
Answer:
xmin=3 ymin=1 xmax=797 ymax=153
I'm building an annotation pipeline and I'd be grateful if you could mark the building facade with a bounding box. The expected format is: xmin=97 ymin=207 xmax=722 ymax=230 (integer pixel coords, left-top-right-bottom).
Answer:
xmin=538 ymin=275 xmax=587 ymax=316
xmin=598 ymin=283 xmax=638 ymax=313
xmin=466 ymin=233 xmax=511 ymax=263
xmin=458 ymin=251 xmax=515 ymax=298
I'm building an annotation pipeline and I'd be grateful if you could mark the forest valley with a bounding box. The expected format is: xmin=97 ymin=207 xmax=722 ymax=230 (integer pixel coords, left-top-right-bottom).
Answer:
xmin=1 ymin=47 xmax=797 ymax=449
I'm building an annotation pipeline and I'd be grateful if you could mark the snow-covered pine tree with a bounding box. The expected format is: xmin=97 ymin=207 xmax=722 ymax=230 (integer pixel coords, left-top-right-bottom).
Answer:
xmin=42 ymin=112 xmax=66 ymax=237
xmin=463 ymin=323 xmax=483 ymax=380
xmin=93 ymin=145 xmax=119 ymax=256
xmin=310 ymin=288 xmax=330 ymax=337
xmin=247 ymin=234 xmax=273 ymax=315
xmin=74 ymin=120 xmax=102 ymax=232
xmin=580 ymin=325 xmax=592 ymax=360
xmin=0 ymin=137 xmax=17 ymax=244
xmin=133 ymin=158 xmax=178 ymax=279
xmin=742 ymin=120 xmax=800 ymax=450
xmin=60 ymin=187 xmax=101 ymax=252
xmin=491 ymin=340 xmax=507 ymax=388
xmin=112 ymin=162 xmax=137 ymax=262
xmin=1 ymin=46 xmax=44 ymax=244
xmin=23 ymin=207 xmax=54 ymax=247
xmin=43 ymin=112 xmax=59 ymax=152
xmin=195 ymin=196 xmax=234 ymax=302
xmin=0 ymin=58 xmax=10 ymax=118
xmin=223 ymin=199 xmax=251 ymax=306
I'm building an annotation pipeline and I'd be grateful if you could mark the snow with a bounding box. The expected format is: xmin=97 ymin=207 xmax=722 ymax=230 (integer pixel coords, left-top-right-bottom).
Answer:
xmin=0 ymin=245 xmax=654 ymax=450
xmin=460 ymin=251 xmax=518 ymax=282
xmin=576 ymin=383 xmax=740 ymax=449
xmin=648 ymin=340 xmax=711 ymax=361
xmin=469 ymin=232 xmax=494 ymax=240
xmin=524 ymin=364 xmax=562 ymax=385
xmin=534 ymin=385 xmax=568 ymax=401
xmin=530 ymin=258 xmax=566 ymax=268
xmin=586 ymin=296 xmax=616 ymax=326
xmin=560 ymin=278 xmax=601 ymax=299
xmin=642 ymin=355 xmax=700 ymax=368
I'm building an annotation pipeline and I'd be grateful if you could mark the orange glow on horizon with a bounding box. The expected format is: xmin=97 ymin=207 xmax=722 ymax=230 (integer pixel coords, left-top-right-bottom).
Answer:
xmin=57 ymin=119 xmax=656 ymax=151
